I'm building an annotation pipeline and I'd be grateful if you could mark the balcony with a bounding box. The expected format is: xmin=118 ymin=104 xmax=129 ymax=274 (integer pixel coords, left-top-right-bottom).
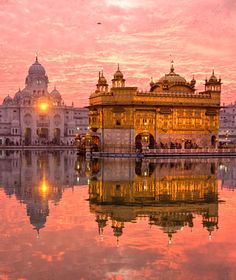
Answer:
xmin=37 ymin=121 xmax=50 ymax=127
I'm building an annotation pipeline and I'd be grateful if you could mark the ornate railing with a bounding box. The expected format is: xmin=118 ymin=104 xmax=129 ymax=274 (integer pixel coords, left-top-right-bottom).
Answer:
xmin=144 ymin=147 xmax=236 ymax=154
xmin=37 ymin=121 xmax=50 ymax=127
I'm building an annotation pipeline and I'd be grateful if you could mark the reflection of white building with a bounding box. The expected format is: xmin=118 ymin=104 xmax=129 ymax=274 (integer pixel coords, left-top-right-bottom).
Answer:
xmin=0 ymin=151 xmax=84 ymax=233
xmin=219 ymin=102 xmax=236 ymax=144
xmin=219 ymin=160 xmax=236 ymax=190
xmin=0 ymin=57 xmax=88 ymax=145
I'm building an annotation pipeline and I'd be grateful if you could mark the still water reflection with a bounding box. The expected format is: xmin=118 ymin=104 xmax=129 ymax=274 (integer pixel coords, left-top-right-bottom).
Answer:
xmin=0 ymin=151 xmax=236 ymax=280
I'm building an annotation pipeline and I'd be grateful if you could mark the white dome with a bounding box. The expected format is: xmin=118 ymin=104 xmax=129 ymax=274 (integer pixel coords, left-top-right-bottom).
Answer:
xmin=3 ymin=95 xmax=13 ymax=105
xmin=28 ymin=57 xmax=46 ymax=75
xmin=51 ymin=87 xmax=62 ymax=100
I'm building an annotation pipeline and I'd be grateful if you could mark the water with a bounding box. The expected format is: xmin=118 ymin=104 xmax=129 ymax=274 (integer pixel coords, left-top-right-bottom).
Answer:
xmin=0 ymin=151 xmax=236 ymax=280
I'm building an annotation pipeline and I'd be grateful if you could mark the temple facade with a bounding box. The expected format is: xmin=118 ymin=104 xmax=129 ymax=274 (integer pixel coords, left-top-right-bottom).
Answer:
xmin=0 ymin=57 xmax=88 ymax=146
xmin=88 ymin=63 xmax=221 ymax=152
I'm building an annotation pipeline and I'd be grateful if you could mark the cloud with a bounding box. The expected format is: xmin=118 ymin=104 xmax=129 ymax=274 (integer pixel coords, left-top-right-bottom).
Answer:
xmin=0 ymin=0 xmax=235 ymax=106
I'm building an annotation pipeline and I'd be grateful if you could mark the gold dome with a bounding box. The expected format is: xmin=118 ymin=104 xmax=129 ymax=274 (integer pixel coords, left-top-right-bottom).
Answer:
xmin=208 ymin=70 xmax=218 ymax=83
xmin=158 ymin=62 xmax=186 ymax=84
xmin=114 ymin=64 xmax=124 ymax=79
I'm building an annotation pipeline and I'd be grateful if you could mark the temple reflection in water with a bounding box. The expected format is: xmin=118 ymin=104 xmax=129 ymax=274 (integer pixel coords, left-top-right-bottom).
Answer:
xmin=87 ymin=158 xmax=219 ymax=244
xmin=0 ymin=150 xmax=79 ymax=234
xmin=218 ymin=158 xmax=236 ymax=190
xmin=0 ymin=151 xmax=225 ymax=243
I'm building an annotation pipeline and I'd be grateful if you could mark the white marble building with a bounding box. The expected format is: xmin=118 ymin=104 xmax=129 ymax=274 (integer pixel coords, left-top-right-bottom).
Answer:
xmin=0 ymin=57 xmax=88 ymax=145
xmin=219 ymin=102 xmax=236 ymax=144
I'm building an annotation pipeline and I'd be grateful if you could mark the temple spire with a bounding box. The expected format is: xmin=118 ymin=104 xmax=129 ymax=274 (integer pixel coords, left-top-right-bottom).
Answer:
xmin=170 ymin=60 xmax=174 ymax=73
xmin=35 ymin=52 xmax=38 ymax=63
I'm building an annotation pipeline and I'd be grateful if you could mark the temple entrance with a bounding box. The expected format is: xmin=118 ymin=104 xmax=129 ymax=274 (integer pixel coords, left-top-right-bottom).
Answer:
xmin=5 ymin=138 xmax=11 ymax=146
xmin=53 ymin=128 xmax=61 ymax=144
xmin=135 ymin=133 xmax=155 ymax=152
xmin=184 ymin=140 xmax=192 ymax=149
xmin=211 ymin=135 xmax=216 ymax=147
xmin=24 ymin=128 xmax=32 ymax=145
xmin=37 ymin=128 xmax=49 ymax=143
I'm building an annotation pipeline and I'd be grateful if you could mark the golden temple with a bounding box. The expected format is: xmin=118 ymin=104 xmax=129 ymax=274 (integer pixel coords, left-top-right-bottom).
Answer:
xmin=88 ymin=62 xmax=221 ymax=152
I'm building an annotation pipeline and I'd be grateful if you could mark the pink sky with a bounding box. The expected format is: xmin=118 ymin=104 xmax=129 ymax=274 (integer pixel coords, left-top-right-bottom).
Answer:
xmin=0 ymin=0 xmax=235 ymax=107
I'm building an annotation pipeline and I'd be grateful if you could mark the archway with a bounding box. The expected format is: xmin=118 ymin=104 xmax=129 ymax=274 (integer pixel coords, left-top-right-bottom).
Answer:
xmin=184 ymin=140 xmax=192 ymax=149
xmin=149 ymin=135 xmax=155 ymax=149
xmin=135 ymin=133 xmax=155 ymax=152
xmin=211 ymin=135 xmax=216 ymax=147
xmin=37 ymin=128 xmax=49 ymax=143
xmin=53 ymin=128 xmax=61 ymax=144
xmin=24 ymin=128 xmax=32 ymax=145
xmin=5 ymin=138 xmax=11 ymax=146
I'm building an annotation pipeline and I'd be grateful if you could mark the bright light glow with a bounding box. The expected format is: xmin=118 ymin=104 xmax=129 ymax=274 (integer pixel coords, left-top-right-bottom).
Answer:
xmin=39 ymin=177 xmax=49 ymax=196
xmin=39 ymin=102 xmax=49 ymax=112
